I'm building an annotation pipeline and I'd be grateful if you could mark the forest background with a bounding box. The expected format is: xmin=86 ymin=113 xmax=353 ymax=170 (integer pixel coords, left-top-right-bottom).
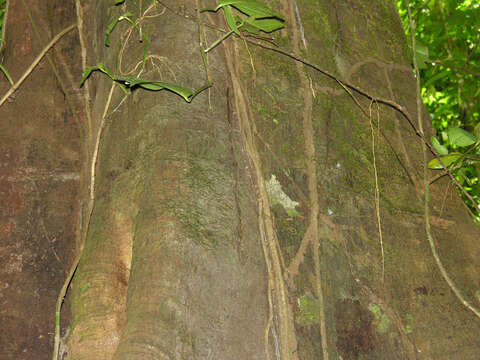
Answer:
xmin=396 ymin=0 xmax=480 ymax=221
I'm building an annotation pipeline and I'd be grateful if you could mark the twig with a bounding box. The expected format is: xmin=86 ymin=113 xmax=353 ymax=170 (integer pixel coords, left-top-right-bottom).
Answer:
xmin=204 ymin=29 xmax=233 ymax=53
xmin=336 ymin=78 xmax=416 ymax=188
xmin=52 ymin=83 xmax=117 ymax=360
xmin=0 ymin=23 xmax=76 ymax=108
xmin=52 ymin=6 xmax=89 ymax=359
xmin=20 ymin=0 xmax=76 ymax=116
xmin=284 ymin=0 xmax=326 ymax=356
xmin=155 ymin=0 xmax=226 ymax=33
xmin=75 ymin=0 xmax=93 ymax=145
xmin=242 ymin=36 xmax=480 ymax=216
xmin=368 ymin=101 xmax=385 ymax=285
xmin=195 ymin=0 xmax=211 ymax=83
xmin=407 ymin=2 xmax=480 ymax=320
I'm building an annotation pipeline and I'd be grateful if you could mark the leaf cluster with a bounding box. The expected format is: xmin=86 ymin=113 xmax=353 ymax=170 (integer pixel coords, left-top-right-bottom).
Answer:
xmin=0 ymin=0 xmax=5 ymax=31
xmin=81 ymin=64 xmax=210 ymax=103
xmin=397 ymin=0 xmax=480 ymax=218
xmin=398 ymin=0 xmax=479 ymax=131
xmin=82 ymin=0 xmax=285 ymax=102
xmin=214 ymin=0 xmax=285 ymax=35
xmin=429 ymin=126 xmax=480 ymax=212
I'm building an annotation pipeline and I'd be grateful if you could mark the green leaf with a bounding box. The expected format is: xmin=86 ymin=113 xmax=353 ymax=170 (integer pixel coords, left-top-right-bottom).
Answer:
xmin=0 ymin=64 xmax=13 ymax=86
xmin=474 ymin=123 xmax=480 ymax=142
xmin=447 ymin=127 xmax=476 ymax=147
xmin=428 ymin=153 xmax=463 ymax=170
xmin=216 ymin=0 xmax=284 ymax=20
xmin=422 ymin=69 xmax=450 ymax=88
xmin=407 ymin=38 xmax=429 ymax=69
xmin=80 ymin=64 xmax=113 ymax=86
xmin=105 ymin=19 xmax=120 ymax=47
xmin=239 ymin=19 xmax=260 ymax=34
xmin=431 ymin=136 xmax=448 ymax=155
xmin=244 ymin=16 xmax=284 ymax=33
xmin=105 ymin=12 xmax=133 ymax=46
xmin=115 ymin=0 xmax=125 ymax=4
xmin=457 ymin=168 xmax=472 ymax=186
xmin=81 ymin=69 xmax=210 ymax=102
xmin=114 ymin=75 xmax=208 ymax=102
xmin=224 ymin=5 xmax=241 ymax=35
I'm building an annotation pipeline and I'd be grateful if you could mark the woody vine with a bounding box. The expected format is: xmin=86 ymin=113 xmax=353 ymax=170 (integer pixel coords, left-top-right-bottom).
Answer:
xmin=0 ymin=0 xmax=478 ymax=359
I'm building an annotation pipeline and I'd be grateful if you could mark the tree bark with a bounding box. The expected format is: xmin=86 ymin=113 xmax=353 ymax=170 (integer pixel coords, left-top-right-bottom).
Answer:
xmin=1 ymin=0 xmax=479 ymax=359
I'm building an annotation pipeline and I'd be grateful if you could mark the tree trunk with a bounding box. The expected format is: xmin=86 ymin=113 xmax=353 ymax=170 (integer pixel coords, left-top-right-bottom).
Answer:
xmin=1 ymin=0 xmax=479 ymax=359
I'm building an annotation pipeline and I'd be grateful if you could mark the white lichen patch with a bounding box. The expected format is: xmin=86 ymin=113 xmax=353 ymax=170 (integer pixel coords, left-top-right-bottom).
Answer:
xmin=266 ymin=174 xmax=299 ymax=216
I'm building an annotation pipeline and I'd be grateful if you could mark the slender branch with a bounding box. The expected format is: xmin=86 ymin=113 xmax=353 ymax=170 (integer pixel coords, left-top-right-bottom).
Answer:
xmin=407 ymin=2 xmax=480 ymax=320
xmin=0 ymin=0 xmax=9 ymax=54
xmin=0 ymin=24 xmax=76 ymax=108
xmin=156 ymin=0 xmax=226 ymax=33
xmin=204 ymin=30 xmax=234 ymax=53
xmin=368 ymin=101 xmax=385 ymax=285
xmin=194 ymin=0 xmax=211 ymax=83
xmin=336 ymin=79 xmax=417 ymax=188
xmin=20 ymin=0 xmax=76 ymax=116
xmin=52 ymin=82 xmax=117 ymax=360
xmin=243 ymin=36 xmax=480 ymax=216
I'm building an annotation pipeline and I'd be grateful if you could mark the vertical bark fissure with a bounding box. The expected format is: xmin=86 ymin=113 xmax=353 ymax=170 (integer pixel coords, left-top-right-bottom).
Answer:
xmin=75 ymin=0 xmax=92 ymax=147
xmin=284 ymin=0 xmax=329 ymax=357
xmin=226 ymin=87 xmax=244 ymax=256
xmin=382 ymin=67 xmax=421 ymax=195
xmin=223 ymin=39 xmax=298 ymax=359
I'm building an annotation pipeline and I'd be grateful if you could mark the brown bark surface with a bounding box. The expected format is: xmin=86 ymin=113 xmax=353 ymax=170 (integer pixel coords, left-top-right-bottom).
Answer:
xmin=0 ymin=1 xmax=83 ymax=359
xmin=1 ymin=0 xmax=479 ymax=359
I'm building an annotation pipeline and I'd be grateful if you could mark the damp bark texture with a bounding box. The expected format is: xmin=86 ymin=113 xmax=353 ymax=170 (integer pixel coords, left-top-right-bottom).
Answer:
xmin=1 ymin=0 xmax=479 ymax=359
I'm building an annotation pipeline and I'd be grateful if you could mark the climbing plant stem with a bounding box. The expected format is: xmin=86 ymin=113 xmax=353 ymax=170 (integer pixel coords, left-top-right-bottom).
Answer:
xmin=241 ymin=36 xmax=480 ymax=216
xmin=0 ymin=23 xmax=76 ymax=108
xmin=20 ymin=0 xmax=76 ymax=116
xmin=195 ymin=0 xmax=211 ymax=83
xmin=52 ymin=82 xmax=117 ymax=360
xmin=368 ymin=101 xmax=385 ymax=285
xmin=204 ymin=29 xmax=234 ymax=53
xmin=407 ymin=2 xmax=480 ymax=320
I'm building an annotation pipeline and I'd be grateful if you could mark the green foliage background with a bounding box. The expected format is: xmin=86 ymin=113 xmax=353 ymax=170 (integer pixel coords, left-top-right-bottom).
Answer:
xmin=397 ymin=0 xmax=480 ymax=219
xmin=0 ymin=0 xmax=5 ymax=35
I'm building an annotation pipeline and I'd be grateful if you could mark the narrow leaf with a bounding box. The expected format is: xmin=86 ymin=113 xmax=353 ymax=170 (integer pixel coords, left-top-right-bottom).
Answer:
xmin=457 ymin=169 xmax=466 ymax=185
xmin=80 ymin=64 xmax=113 ymax=86
xmin=114 ymin=75 xmax=197 ymax=102
xmin=216 ymin=0 xmax=284 ymax=20
xmin=431 ymin=136 xmax=448 ymax=155
xmin=457 ymin=168 xmax=472 ymax=186
xmin=240 ymin=18 xmax=260 ymax=34
xmin=224 ymin=5 xmax=241 ymax=35
xmin=105 ymin=18 xmax=120 ymax=47
xmin=407 ymin=38 xmax=429 ymax=69
xmin=0 ymin=64 xmax=13 ymax=86
xmin=428 ymin=153 xmax=463 ymax=170
xmin=244 ymin=16 xmax=284 ymax=33
xmin=447 ymin=127 xmax=476 ymax=147
xmin=105 ymin=12 xmax=133 ymax=46
xmin=422 ymin=69 xmax=450 ymax=88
